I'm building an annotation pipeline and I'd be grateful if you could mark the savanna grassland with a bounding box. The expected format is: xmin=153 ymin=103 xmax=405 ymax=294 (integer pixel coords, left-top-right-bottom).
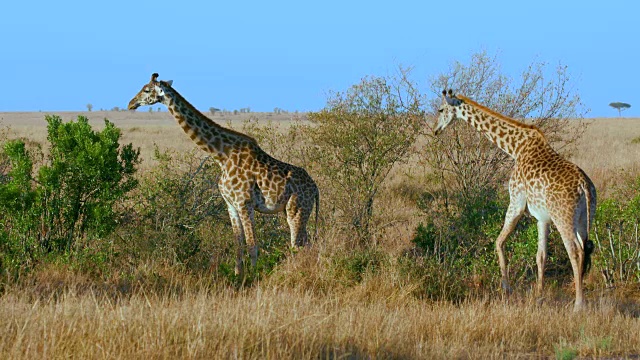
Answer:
xmin=1 ymin=106 xmax=639 ymax=359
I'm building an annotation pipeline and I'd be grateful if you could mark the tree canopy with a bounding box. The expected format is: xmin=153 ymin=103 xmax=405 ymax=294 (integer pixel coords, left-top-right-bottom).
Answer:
xmin=609 ymin=102 xmax=631 ymax=117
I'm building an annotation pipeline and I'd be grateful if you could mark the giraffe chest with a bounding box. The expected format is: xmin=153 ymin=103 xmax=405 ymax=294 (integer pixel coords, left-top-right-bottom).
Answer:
xmin=218 ymin=167 xmax=291 ymax=214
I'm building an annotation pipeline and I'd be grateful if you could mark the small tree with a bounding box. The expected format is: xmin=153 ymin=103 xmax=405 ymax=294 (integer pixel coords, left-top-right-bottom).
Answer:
xmin=304 ymin=70 xmax=424 ymax=244
xmin=423 ymin=50 xmax=587 ymax=204
xmin=609 ymin=102 xmax=631 ymax=117
xmin=86 ymin=103 xmax=93 ymax=112
xmin=0 ymin=115 xmax=140 ymax=271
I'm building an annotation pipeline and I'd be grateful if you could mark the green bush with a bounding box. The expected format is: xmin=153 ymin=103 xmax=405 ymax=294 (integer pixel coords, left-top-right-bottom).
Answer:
xmin=330 ymin=247 xmax=385 ymax=285
xmin=593 ymin=173 xmax=640 ymax=285
xmin=0 ymin=115 xmax=140 ymax=278
xmin=137 ymin=149 xmax=225 ymax=254
xmin=303 ymin=71 xmax=424 ymax=244
xmin=126 ymin=147 xmax=290 ymax=284
xmin=411 ymin=186 xmax=572 ymax=298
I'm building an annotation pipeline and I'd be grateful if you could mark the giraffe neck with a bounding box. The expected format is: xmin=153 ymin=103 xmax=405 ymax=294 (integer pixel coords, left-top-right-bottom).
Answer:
xmin=455 ymin=97 xmax=543 ymax=159
xmin=160 ymin=85 xmax=256 ymax=162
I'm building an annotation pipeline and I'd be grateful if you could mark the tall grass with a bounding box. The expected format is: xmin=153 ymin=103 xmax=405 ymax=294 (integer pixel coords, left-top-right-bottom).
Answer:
xmin=1 ymin=281 xmax=638 ymax=359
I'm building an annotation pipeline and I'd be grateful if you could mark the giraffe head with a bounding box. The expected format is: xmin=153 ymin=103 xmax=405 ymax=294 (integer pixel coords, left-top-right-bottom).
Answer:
xmin=433 ymin=89 xmax=464 ymax=135
xmin=128 ymin=73 xmax=174 ymax=110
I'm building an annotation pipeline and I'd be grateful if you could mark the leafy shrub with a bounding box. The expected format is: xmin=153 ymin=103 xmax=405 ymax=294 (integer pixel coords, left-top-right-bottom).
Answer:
xmin=127 ymin=147 xmax=290 ymax=284
xmin=303 ymin=70 xmax=424 ymax=244
xmin=411 ymin=186 xmax=572 ymax=299
xmin=330 ymin=247 xmax=385 ymax=285
xmin=593 ymin=173 xmax=640 ymax=285
xmin=0 ymin=115 xmax=140 ymax=278
xmin=130 ymin=148 xmax=226 ymax=268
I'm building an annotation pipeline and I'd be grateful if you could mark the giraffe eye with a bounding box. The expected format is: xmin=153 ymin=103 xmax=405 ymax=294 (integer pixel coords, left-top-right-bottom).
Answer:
xmin=438 ymin=108 xmax=444 ymax=113
xmin=144 ymin=87 xmax=150 ymax=93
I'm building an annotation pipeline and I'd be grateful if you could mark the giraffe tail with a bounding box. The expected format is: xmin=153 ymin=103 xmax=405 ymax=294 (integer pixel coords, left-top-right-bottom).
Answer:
xmin=579 ymin=177 xmax=596 ymax=276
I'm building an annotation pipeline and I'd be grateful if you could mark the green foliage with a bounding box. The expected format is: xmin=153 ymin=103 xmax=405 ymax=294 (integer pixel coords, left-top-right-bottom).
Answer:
xmin=0 ymin=140 xmax=40 ymax=273
xmin=0 ymin=115 xmax=140 ymax=277
xmin=412 ymin=188 xmax=507 ymax=295
xmin=40 ymin=116 xmax=140 ymax=249
xmin=132 ymin=147 xmax=226 ymax=268
xmin=130 ymin=147 xmax=290 ymax=284
xmin=554 ymin=343 xmax=578 ymax=360
xmin=304 ymin=70 xmax=424 ymax=243
xmin=411 ymin=186 xmax=572 ymax=297
xmin=593 ymin=173 xmax=640 ymax=285
xmin=330 ymin=248 xmax=385 ymax=285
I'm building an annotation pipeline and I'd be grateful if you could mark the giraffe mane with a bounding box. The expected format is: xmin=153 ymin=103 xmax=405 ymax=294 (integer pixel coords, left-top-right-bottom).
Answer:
xmin=160 ymin=81 xmax=258 ymax=144
xmin=456 ymin=95 xmax=540 ymax=131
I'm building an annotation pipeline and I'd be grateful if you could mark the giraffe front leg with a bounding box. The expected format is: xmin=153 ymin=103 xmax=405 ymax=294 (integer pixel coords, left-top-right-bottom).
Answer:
xmin=496 ymin=186 xmax=526 ymax=295
xmin=238 ymin=204 xmax=259 ymax=269
xmin=226 ymin=204 xmax=246 ymax=277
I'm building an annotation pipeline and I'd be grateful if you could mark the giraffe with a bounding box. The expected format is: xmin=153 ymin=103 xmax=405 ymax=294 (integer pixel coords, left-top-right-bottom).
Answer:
xmin=433 ymin=90 xmax=596 ymax=311
xmin=128 ymin=73 xmax=320 ymax=278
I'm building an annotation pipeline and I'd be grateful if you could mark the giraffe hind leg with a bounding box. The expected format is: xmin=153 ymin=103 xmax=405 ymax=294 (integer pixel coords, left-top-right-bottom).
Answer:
xmin=555 ymin=218 xmax=586 ymax=311
xmin=286 ymin=193 xmax=312 ymax=247
xmin=536 ymin=220 xmax=550 ymax=296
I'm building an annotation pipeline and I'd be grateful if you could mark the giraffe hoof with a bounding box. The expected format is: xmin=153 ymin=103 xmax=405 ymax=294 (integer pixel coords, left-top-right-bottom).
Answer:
xmin=501 ymin=280 xmax=513 ymax=295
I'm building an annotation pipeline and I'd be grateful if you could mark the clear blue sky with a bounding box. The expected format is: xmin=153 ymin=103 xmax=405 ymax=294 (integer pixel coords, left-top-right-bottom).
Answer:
xmin=1 ymin=0 xmax=637 ymax=117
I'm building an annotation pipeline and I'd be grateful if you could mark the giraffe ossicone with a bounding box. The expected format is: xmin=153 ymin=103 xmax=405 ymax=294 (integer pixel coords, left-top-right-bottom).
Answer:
xmin=128 ymin=73 xmax=320 ymax=279
xmin=434 ymin=89 xmax=596 ymax=311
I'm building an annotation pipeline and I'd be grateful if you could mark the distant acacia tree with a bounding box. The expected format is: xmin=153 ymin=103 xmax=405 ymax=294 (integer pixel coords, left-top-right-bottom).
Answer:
xmin=209 ymin=107 xmax=221 ymax=115
xmin=86 ymin=104 xmax=93 ymax=112
xmin=609 ymin=102 xmax=631 ymax=117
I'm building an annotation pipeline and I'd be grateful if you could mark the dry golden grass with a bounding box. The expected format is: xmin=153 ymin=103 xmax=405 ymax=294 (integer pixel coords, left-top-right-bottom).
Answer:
xmin=569 ymin=118 xmax=640 ymax=198
xmin=1 ymin=112 xmax=640 ymax=358
xmin=0 ymin=111 xmax=303 ymax=170
xmin=1 ymin=282 xmax=639 ymax=359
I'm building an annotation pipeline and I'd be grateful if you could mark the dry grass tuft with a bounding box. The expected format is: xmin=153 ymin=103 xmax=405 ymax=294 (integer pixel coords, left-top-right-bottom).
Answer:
xmin=1 ymin=284 xmax=639 ymax=359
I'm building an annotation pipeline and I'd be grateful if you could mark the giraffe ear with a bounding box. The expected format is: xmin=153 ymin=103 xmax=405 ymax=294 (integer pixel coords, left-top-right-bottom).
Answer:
xmin=165 ymin=80 xmax=173 ymax=87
